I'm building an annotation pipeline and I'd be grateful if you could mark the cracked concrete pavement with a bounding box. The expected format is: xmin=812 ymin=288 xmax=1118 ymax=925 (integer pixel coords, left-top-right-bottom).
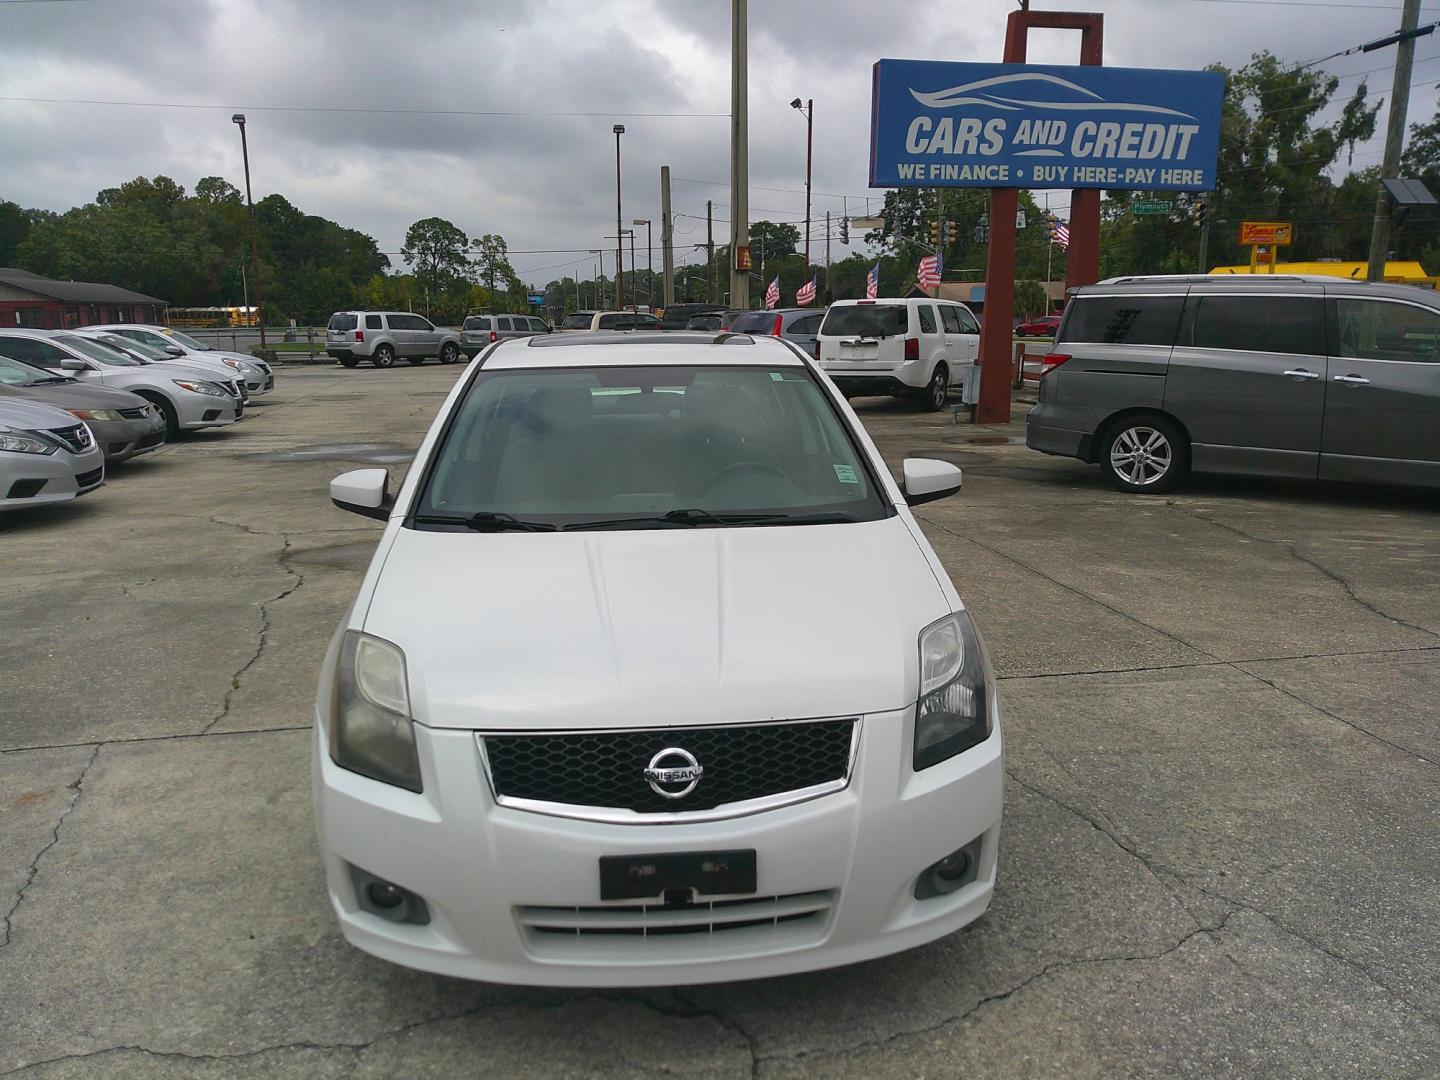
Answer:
xmin=2 ymin=365 xmax=1437 ymax=1077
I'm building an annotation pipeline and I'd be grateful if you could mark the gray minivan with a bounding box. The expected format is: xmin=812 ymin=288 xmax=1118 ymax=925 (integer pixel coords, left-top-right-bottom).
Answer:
xmin=1026 ymin=274 xmax=1440 ymax=492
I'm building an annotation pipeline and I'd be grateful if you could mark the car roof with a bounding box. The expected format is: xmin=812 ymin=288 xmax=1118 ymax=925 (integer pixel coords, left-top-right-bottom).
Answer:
xmin=485 ymin=332 xmax=803 ymax=369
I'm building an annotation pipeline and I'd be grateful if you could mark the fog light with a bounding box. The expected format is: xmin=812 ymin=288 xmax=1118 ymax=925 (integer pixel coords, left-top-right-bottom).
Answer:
xmin=915 ymin=836 xmax=983 ymax=900
xmin=349 ymin=865 xmax=430 ymax=925
xmin=367 ymin=881 xmax=404 ymax=909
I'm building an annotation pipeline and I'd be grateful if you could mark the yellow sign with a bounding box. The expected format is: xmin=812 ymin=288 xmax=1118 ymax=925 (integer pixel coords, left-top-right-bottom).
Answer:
xmin=1239 ymin=221 xmax=1294 ymax=246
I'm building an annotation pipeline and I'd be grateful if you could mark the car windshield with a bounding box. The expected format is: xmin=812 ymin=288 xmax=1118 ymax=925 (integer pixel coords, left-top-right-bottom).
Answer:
xmin=0 ymin=355 xmax=53 ymax=385
xmin=820 ymin=304 xmax=907 ymax=337
xmin=463 ymin=317 xmax=489 ymax=330
xmin=415 ymin=364 xmax=889 ymax=529
xmin=99 ymin=334 xmax=166 ymax=361
xmin=559 ymin=314 xmax=594 ymax=329
xmin=53 ymin=334 xmax=143 ymax=366
xmin=163 ymin=329 xmax=209 ymax=350
xmin=729 ymin=312 xmax=780 ymax=334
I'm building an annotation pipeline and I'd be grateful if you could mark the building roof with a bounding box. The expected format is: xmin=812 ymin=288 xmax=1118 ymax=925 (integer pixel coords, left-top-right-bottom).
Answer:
xmin=0 ymin=268 xmax=166 ymax=305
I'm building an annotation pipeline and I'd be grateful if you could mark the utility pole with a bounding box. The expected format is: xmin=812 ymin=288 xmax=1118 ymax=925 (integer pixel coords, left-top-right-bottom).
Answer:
xmin=791 ymin=97 xmax=813 ymax=267
xmin=628 ymin=229 xmax=637 ymax=310
xmin=660 ymin=166 xmax=675 ymax=308
xmin=824 ymin=209 xmax=832 ymax=300
xmin=613 ymin=124 xmax=625 ymax=310
xmin=706 ymin=199 xmax=715 ymax=303
xmin=1367 ymin=0 xmax=1423 ymax=282
xmin=633 ymin=219 xmax=652 ymax=309
xmin=729 ymin=0 xmax=750 ymax=309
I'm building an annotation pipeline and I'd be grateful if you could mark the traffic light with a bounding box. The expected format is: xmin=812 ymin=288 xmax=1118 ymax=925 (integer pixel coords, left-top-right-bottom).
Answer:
xmin=840 ymin=216 xmax=849 ymax=243
xmin=929 ymin=220 xmax=940 ymax=245
xmin=945 ymin=222 xmax=957 ymax=245
xmin=1193 ymin=201 xmax=1208 ymax=228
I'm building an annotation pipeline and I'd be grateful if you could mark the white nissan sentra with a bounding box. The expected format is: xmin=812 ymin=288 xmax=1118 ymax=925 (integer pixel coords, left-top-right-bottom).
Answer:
xmin=315 ymin=331 xmax=1003 ymax=986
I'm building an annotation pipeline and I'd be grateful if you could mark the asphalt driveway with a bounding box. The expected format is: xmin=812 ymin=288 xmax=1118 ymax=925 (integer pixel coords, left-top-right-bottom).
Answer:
xmin=2 ymin=365 xmax=1436 ymax=1077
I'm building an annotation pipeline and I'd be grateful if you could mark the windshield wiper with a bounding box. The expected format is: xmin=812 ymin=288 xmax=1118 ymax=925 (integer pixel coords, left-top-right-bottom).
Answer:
xmin=33 ymin=376 xmax=75 ymax=385
xmin=565 ymin=508 xmax=860 ymax=531
xmin=413 ymin=511 xmax=558 ymax=532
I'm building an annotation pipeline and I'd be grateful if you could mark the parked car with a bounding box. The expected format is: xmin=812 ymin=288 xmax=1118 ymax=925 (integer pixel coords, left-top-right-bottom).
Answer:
xmin=727 ymin=308 xmax=826 ymax=354
xmin=0 ymin=329 xmax=243 ymax=439
xmin=316 ymin=331 xmax=999 ymax=986
xmin=325 ymin=312 xmax=463 ymax=368
xmin=658 ymin=302 xmax=728 ymax=330
xmin=1015 ymin=315 xmax=1062 ymax=337
xmin=461 ymin=314 xmax=551 ymax=357
xmin=71 ymin=330 xmax=247 ymax=403
xmin=817 ymin=297 xmax=981 ymax=411
xmin=556 ymin=310 xmax=664 ymax=332
xmin=1026 ymin=274 xmax=1440 ymax=492
xmin=0 ymin=397 xmax=105 ymax=511
xmin=683 ymin=310 xmax=748 ymax=332
xmin=81 ymin=324 xmax=274 ymax=397
xmin=0 ymin=353 xmax=165 ymax=463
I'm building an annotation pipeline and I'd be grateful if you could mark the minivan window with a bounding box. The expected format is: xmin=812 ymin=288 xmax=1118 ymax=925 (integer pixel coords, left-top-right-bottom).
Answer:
xmin=1190 ymin=295 xmax=1323 ymax=356
xmin=366 ymin=315 xmax=383 ymax=330
xmin=328 ymin=313 xmax=358 ymax=332
xmin=940 ymin=306 xmax=963 ymax=334
xmin=463 ymin=317 xmax=490 ymax=331
xmin=1334 ymin=298 xmax=1440 ymax=362
xmin=1061 ymin=295 xmax=1183 ymax=347
xmin=416 ymin=365 xmax=889 ymax=528
xmin=957 ymin=307 xmax=980 ymax=334
xmin=726 ymin=312 xmax=776 ymax=335
xmin=560 ymin=314 xmax=593 ymax=330
xmin=918 ymin=305 xmax=937 ymax=334
xmin=597 ymin=314 xmax=625 ymax=329
xmin=820 ymin=304 xmax=907 ymax=338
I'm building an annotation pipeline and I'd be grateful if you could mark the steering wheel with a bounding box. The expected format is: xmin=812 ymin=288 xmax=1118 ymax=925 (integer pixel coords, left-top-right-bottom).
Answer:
xmin=702 ymin=460 xmax=791 ymax=491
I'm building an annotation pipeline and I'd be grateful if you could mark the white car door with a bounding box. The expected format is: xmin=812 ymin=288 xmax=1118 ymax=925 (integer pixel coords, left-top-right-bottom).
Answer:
xmin=941 ymin=303 xmax=980 ymax=364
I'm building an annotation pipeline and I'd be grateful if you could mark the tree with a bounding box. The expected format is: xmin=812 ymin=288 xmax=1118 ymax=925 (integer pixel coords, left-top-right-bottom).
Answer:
xmin=749 ymin=220 xmax=800 ymax=261
xmin=0 ymin=201 xmax=32 ymax=265
xmin=402 ymin=217 xmax=472 ymax=300
xmin=469 ymin=233 xmax=516 ymax=299
xmin=194 ymin=177 xmax=242 ymax=205
xmin=1014 ymin=280 xmax=1049 ymax=319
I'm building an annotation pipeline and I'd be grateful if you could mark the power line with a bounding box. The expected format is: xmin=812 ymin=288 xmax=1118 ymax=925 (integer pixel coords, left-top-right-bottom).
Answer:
xmin=0 ymin=96 xmax=727 ymax=119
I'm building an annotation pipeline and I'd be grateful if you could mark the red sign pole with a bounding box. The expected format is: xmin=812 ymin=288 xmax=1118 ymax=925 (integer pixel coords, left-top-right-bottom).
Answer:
xmin=976 ymin=9 xmax=1104 ymax=425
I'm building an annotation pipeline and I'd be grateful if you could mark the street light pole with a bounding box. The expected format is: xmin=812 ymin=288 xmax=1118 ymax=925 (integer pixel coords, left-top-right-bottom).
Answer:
xmin=791 ymin=97 xmax=813 ymax=268
xmin=231 ymin=113 xmax=265 ymax=347
xmin=633 ymin=218 xmax=652 ymax=309
xmin=628 ymin=229 xmax=637 ymax=311
xmin=613 ymin=124 xmax=625 ymax=311
xmin=589 ymin=250 xmax=601 ymax=309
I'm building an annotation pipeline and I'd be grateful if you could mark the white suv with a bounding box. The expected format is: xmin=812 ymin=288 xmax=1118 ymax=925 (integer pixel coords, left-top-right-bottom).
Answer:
xmin=326 ymin=312 xmax=463 ymax=368
xmin=817 ymin=298 xmax=980 ymax=410
xmin=316 ymin=331 xmax=1002 ymax=987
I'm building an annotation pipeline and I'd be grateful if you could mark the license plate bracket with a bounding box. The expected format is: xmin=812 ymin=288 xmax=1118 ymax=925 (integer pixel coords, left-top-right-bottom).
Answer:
xmin=599 ymin=850 xmax=757 ymax=901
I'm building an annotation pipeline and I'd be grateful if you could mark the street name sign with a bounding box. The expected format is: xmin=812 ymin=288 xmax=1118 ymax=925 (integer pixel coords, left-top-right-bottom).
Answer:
xmin=1133 ymin=201 xmax=1173 ymax=214
xmin=869 ymin=60 xmax=1224 ymax=191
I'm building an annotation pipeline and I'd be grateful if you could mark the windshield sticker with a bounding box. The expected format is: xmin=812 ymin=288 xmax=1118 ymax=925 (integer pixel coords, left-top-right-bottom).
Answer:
xmin=833 ymin=463 xmax=859 ymax=485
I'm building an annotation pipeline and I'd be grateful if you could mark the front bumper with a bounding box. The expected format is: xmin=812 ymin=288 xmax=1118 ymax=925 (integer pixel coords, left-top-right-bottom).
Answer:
xmin=1 ymin=445 xmax=105 ymax=510
xmin=91 ymin=415 xmax=167 ymax=462
xmin=313 ymin=703 xmax=1003 ymax=987
xmin=175 ymin=392 xmax=243 ymax=431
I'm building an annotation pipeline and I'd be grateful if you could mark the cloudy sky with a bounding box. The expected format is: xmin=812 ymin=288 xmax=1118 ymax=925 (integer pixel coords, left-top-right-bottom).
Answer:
xmin=2 ymin=0 xmax=1435 ymax=286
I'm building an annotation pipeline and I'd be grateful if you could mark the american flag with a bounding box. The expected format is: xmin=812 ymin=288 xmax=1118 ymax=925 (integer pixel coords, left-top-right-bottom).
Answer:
xmin=764 ymin=275 xmax=780 ymax=310
xmin=866 ymin=262 xmax=879 ymax=299
xmin=917 ymin=250 xmax=943 ymax=291
xmin=796 ymin=274 xmax=818 ymax=307
xmin=1046 ymin=211 xmax=1070 ymax=251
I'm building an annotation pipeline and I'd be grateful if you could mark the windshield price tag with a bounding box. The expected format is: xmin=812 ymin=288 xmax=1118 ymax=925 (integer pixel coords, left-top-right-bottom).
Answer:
xmin=833 ymin=464 xmax=859 ymax=485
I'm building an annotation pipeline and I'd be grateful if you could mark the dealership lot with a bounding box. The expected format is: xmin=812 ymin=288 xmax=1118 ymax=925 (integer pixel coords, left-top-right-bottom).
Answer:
xmin=2 ymin=364 xmax=1437 ymax=1077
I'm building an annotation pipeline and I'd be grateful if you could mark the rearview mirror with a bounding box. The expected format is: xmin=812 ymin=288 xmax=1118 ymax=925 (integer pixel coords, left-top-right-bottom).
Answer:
xmin=330 ymin=468 xmax=393 ymax=520
xmin=163 ymin=345 xmax=185 ymax=356
xmin=901 ymin=458 xmax=963 ymax=506
xmin=59 ymin=358 xmax=88 ymax=371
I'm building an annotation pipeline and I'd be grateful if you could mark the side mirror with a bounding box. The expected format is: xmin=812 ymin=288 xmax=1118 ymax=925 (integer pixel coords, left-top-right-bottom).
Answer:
xmin=163 ymin=345 xmax=185 ymax=356
xmin=901 ymin=458 xmax=963 ymax=506
xmin=59 ymin=358 xmax=88 ymax=372
xmin=330 ymin=468 xmax=393 ymax=520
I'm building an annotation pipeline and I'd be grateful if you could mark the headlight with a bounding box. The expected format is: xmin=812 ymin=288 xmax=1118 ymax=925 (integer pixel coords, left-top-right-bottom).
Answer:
xmin=331 ymin=631 xmax=422 ymax=791
xmin=222 ymin=358 xmax=259 ymax=375
xmin=0 ymin=431 xmax=57 ymax=455
xmin=172 ymin=379 xmax=225 ymax=397
xmin=65 ymin=408 xmax=123 ymax=422
xmin=914 ymin=611 xmax=992 ymax=770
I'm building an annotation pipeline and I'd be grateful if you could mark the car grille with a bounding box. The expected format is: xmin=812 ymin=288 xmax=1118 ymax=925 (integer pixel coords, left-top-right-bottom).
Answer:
xmin=117 ymin=406 xmax=151 ymax=420
xmin=218 ymin=381 xmax=239 ymax=397
xmin=517 ymin=890 xmax=835 ymax=939
xmin=46 ymin=424 xmax=93 ymax=454
xmin=264 ymin=375 xmax=274 ymax=390
xmin=74 ymin=466 xmax=103 ymax=489
xmin=136 ymin=431 xmax=165 ymax=450
xmin=483 ymin=718 xmax=856 ymax=816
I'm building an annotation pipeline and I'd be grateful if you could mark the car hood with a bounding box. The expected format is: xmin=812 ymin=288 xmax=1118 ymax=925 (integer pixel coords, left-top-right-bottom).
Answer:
xmin=0 ymin=396 xmax=86 ymax=428
xmin=0 ymin=382 xmax=147 ymax=410
xmin=363 ymin=516 xmax=951 ymax=731
xmin=140 ymin=360 xmax=237 ymax=383
xmin=199 ymin=350 xmax=264 ymax=367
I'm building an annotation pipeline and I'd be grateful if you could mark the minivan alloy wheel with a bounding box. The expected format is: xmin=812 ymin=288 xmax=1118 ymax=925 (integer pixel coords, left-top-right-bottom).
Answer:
xmin=373 ymin=345 xmax=396 ymax=368
xmin=924 ymin=364 xmax=949 ymax=411
xmin=1110 ymin=425 xmax=1173 ymax=486
xmin=440 ymin=342 xmax=460 ymax=365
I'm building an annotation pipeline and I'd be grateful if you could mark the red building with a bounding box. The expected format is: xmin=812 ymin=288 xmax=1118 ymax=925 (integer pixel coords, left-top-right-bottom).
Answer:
xmin=0 ymin=267 xmax=166 ymax=330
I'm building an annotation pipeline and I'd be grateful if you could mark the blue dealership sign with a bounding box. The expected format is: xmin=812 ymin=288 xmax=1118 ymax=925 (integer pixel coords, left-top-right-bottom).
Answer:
xmin=527 ymin=292 xmax=545 ymax=305
xmin=870 ymin=60 xmax=1224 ymax=191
